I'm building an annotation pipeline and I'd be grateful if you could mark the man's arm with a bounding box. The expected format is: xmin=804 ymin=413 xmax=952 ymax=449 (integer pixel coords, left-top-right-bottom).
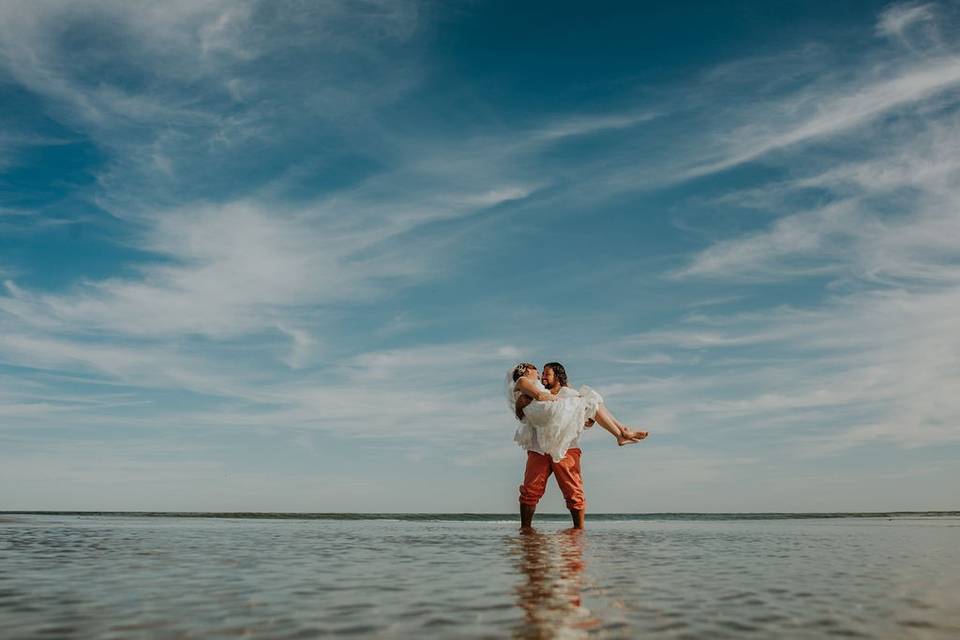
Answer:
xmin=515 ymin=376 xmax=557 ymax=401
xmin=515 ymin=394 xmax=533 ymax=420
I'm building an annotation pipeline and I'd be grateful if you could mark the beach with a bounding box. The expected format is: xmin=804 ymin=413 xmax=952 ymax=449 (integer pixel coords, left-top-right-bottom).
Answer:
xmin=1 ymin=512 xmax=958 ymax=638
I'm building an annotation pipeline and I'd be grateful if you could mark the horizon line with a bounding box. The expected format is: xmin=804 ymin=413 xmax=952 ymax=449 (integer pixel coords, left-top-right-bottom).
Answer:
xmin=4 ymin=510 xmax=958 ymax=518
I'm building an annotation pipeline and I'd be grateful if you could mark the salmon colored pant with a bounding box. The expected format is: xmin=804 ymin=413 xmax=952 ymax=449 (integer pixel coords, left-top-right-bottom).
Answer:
xmin=518 ymin=448 xmax=585 ymax=511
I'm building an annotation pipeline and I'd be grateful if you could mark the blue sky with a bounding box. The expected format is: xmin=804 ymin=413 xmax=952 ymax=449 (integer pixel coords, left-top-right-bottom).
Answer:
xmin=1 ymin=1 xmax=959 ymax=512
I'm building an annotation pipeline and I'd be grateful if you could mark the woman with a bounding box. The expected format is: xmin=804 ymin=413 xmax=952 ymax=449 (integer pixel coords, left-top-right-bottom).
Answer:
xmin=508 ymin=362 xmax=648 ymax=462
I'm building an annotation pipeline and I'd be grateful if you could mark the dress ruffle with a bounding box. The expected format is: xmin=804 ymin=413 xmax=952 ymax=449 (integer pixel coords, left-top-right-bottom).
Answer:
xmin=512 ymin=384 xmax=605 ymax=462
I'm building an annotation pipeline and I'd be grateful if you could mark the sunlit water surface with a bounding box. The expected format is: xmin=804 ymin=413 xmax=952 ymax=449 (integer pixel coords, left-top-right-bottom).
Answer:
xmin=1 ymin=514 xmax=958 ymax=638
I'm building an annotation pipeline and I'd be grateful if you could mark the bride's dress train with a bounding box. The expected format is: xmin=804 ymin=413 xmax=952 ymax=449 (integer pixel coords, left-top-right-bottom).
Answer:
xmin=510 ymin=379 xmax=603 ymax=462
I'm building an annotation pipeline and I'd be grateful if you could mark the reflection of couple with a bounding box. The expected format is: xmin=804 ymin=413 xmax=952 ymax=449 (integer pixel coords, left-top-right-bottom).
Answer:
xmin=507 ymin=362 xmax=649 ymax=529
xmin=512 ymin=528 xmax=598 ymax=637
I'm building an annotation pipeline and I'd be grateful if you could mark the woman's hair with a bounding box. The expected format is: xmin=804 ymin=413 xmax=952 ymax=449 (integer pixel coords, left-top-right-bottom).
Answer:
xmin=543 ymin=362 xmax=568 ymax=387
xmin=512 ymin=362 xmax=536 ymax=382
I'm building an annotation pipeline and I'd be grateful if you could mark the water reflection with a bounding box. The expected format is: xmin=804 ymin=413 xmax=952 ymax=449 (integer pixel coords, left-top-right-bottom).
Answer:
xmin=511 ymin=528 xmax=601 ymax=638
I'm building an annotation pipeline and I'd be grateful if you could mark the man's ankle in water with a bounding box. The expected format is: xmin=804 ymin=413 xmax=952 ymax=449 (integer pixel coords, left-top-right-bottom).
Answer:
xmin=520 ymin=503 xmax=536 ymax=528
xmin=569 ymin=508 xmax=585 ymax=529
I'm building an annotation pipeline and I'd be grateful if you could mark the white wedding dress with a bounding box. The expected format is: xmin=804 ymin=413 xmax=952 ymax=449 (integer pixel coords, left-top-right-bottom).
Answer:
xmin=509 ymin=377 xmax=604 ymax=462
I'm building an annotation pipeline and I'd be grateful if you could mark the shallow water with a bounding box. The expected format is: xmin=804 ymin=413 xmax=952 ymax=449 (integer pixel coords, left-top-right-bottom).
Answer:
xmin=1 ymin=514 xmax=958 ymax=638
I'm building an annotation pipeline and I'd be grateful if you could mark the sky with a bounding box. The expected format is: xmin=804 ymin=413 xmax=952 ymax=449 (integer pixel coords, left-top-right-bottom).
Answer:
xmin=1 ymin=0 xmax=959 ymax=513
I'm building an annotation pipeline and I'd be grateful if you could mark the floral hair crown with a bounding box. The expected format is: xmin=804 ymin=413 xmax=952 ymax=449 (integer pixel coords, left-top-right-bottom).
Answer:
xmin=513 ymin=362 xmax=534 ymax=379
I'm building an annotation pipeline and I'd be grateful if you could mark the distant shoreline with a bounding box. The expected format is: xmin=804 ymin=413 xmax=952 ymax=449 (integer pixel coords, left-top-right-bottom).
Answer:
xmin=2 ymin=511 xmax=958 ymax=521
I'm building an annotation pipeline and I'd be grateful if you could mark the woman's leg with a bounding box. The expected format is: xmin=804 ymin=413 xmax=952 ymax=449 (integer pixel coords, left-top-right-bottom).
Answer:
xmin=594 ymin=405 xmax=648 ymax=445
xmin=592 ymin=405 xmax=625 ymax=439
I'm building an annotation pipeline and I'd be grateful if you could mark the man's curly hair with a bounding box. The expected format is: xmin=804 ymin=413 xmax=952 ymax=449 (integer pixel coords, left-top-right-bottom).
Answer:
xmin=512 ymin=362 xmax=537 ymax=382
xmin=543 ymin=362 xmax=568 ymax=387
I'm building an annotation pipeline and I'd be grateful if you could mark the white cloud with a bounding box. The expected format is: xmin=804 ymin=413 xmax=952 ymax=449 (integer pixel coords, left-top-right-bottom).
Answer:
xmin=678 ymin=113 xmax=960 ymax=282
xmin=0 ymin=331 xmax=252 ymax=397
xmin=276 ymin=324 xmax=318 ymax=370
xmin=533 ymin=111 xmax=659 ymax=141
xmin=0 ymin=442 xmax=382 ymax=511
xmin=683 ymin=57 xmax=960 ymax=179
xmin=0 ymin=0 xmax=658 ymax=447
xmin=619 ymin=284 xmax=960 ymax=450
xmin=625 ymin=4 xmax=960 ymax=454
xmin=0 ymin=0 xmax=425 ymax=217
xmin=877 ymin=2 xmax=938 ymax=45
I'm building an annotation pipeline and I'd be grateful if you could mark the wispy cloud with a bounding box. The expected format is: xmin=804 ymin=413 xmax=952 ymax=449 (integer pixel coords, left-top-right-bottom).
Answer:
xmin=619 ymin=285 xmax=960 ymax=451
xmin=0 ymin=1 xmax=662 ymax=458
xmin=609 ymin=2 xmax=960 ymax=454
xmin=533 ymin=111 xmax=659 ymax=141
xmin=682 ymin=57 xmax=960 ymax=179
xmin=876 ymin=2 xmax=939 ymax=46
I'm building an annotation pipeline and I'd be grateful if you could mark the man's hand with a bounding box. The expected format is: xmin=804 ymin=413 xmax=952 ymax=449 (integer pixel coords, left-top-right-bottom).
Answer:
xmin=515 ymin=394 xmax=533 ymax=420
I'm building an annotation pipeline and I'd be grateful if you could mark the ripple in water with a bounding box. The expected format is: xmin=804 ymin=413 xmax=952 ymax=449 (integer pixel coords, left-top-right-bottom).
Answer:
xmin=0 ymin=515 xmax=958 ymax=638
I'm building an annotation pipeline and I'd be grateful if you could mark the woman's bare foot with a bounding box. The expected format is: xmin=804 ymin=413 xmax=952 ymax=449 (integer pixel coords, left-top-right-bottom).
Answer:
xmin=616 ymin=430 xmax=646 ymax=446
xmin=616 ymin=434 xmax=637 ymax=446
xmin=622 ymin=428 xmax=648 ymax=442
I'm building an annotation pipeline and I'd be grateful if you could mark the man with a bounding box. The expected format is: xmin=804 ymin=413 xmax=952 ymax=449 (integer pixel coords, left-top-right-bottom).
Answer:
xmin=515 ymin=362 xmax=593 ymax=529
